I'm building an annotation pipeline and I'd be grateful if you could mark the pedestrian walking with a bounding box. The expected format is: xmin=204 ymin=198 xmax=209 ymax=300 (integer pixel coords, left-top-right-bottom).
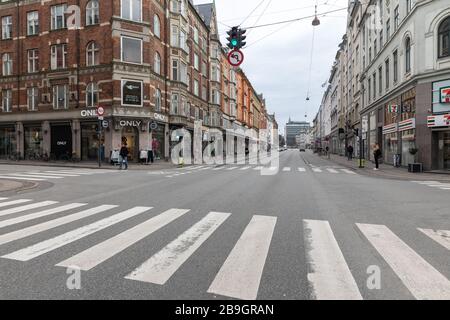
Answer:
xmin=325 ymin=146 xmax=330 ymax=159
xmin=152 ymin=138 xmax=159 ymax=161
xmin=373 ymin=143 xmax=381 ymax=170
xmin=119 ymin=144 xmax=129 ymax=170
xmin=347 ymin=145 xmax=354 ymax=161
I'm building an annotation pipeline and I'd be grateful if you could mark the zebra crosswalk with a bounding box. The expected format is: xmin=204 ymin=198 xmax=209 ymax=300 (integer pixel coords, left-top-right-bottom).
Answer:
xmin=160 ymin=165 xmax=358 ymax=178
xmin=411 ymin=181 xmax=450 ymax=191
xmin=0 ymin=197 xmax=448 ymax=300
xmin=0 ymin=169 xmax=115 ymax=182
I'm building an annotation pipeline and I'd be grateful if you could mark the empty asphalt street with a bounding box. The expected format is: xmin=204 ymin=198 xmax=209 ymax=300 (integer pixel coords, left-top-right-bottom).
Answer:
xmin=0 ymin=150 xmax=449 ymax=300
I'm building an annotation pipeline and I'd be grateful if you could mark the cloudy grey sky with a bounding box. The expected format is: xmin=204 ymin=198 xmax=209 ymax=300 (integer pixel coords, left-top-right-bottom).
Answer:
xmin=195 ymin=0 xmax=348 ymax=133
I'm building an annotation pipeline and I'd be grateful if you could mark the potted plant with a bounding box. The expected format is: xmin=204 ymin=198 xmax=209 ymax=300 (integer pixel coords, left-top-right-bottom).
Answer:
xmin=408 ymin=147 xmax=422 ymax=173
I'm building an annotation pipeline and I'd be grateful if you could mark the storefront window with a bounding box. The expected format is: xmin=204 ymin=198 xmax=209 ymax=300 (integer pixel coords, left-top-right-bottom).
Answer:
xmin=24 ymin=126 xmax=43 ymax=159
xmin=384 ymin=132 xmax=398 ymax=163
xmin=151 ymin=123 xmax=165 ymax=160
xmin=438 ymin=131 xmax=450 ymax=170
xmin=401 ymin=129 xmax=416 ymax=166
xmin=0 ymin=127 xmax=16 ymax=159
xmin=81 ymin=123 xmax=100 ymax=161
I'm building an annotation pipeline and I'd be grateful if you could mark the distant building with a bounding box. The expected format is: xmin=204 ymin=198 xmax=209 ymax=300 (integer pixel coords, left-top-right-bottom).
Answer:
xmin=285 ymin=119 xmax=310 ymax=147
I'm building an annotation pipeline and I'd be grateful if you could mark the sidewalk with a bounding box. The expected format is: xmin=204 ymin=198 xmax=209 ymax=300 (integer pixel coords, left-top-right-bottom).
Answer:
xmin=325 ymin=153 xmax=450 ymax=182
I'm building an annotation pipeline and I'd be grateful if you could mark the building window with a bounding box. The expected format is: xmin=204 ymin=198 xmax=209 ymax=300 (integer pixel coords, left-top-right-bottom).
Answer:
xmin=373 ymin=73 xmax=376 ymax=100
xmin=154 ymin=89 xmax=161 ymax=111
xmin=27 ymin=49 xmax=39 ymax=73
xmin=154 ymin=15 xmax=161 ymax=38
xmin=51 ymin=4 xmax=67 ymax=30
xmin=51 ymin=44 xmax=67 ymax=70
xmin=193 ymin=79 xmax=199 ymax=96
xmin=202 ymin=85 xmax=206 ymax=100
xmin=27 ymin=87 xmax=39 ymax=111
xmin=406 ymin=0 xmax=413 ymax=14
xmin=121 ymin=36 xmax=142 ymax=64
xmin=27 ymin=11 xmax=39 ymax=36
xmin=386 ymin=19 xmax=390 ymax=40
xmin=378 ymin=66 xmax=382 ymax=95
xmin=2 ymin=53 xmax=12 ymax=76
xmin=121 ymin=0 xmax=142 ymax=22
xmin=194 ymin=53 xmax=199 ymax=70
xmin=180 ymin=62 xmax=187 ymax=84
xmin=385 ymin=59 xmax=390 ymax=90
xmin=2 ymin=89 xmax=12 ymax=112
xmin=86 ymin=83 xmax=99 ymax=108
xmin=53 ymin=85 xmax=68 ymax=110
xmin=194 ymin=27 xmax=199 ymax=44
xmin=86 ymin=41 xmax=100 ymax=66
xmin=438 ymin=17 xmax=450 ymax=58
xmin=171 ymin=93 xmax=179 ymax=115
xmin=394 ymin=6 xmax=399 ymax=31
xmin=1 ymin=16 xmax=12 ymax=39
xmin=405 ymin=37 xmax=411 ymax=73
xmin=86 ymin=0 xmax=100 ymax=26
xmin=379 ymin=30 xmax=383 ymax=48
xmin=172 ymin=59 xmax=179 ymax=81
xmin=393 ymin=50 xmax=398 ymax=82
xmin=154 ymin=52 xmax=161 ymax=74
xmin=171 ymin=25 xmax=179 ymax=47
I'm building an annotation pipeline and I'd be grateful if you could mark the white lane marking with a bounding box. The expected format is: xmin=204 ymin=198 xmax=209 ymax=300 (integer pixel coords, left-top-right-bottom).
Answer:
xmin=283 ymin=167 xmax=291 ymax=172
xmin=0 ymin=198 xmax=8 ymax=201
xmin=418 ymin=229 xmax=450 ymax=251
xmin=213 ymin=167 xmax=225 ymax=171
xmin=0 ymin=205 xmax=117 ymax=246
xmin=6 ymin=174 xmax=64 ymax=179
xmin=29 ymin=172 xmax=80 ymax=177
xmin=208 ymin=215 xmax=277 ymax=300
xmin=312 ymin=168 xmax=323 ymax=173
xmin=44 ymin=171 xmax=95 ymax=175
xmin=298 ymin=167 xmax=306 ymax=172
xmin=56 ymin=208 xmax=190 ymax=271
xmin=0 ymin=175 xmax=46 ymax=181
xmin=125 ymin=212 xmax=231 ymax=285
xmin=226 ymin=167 xmax=238 ymax=171
xmin=341 ymin=169 xmax=356 ymax=175
xmin=240 ymin=166 xmax=251 ymax=171
xmin=0 ymin=201 xmax=58 ymax=217
xmin=3 ymin=206 xmax=152 ymax=262
xmin=411 ymin=181 xmax=439 ymax=185
xmin=439 ymin=187 xmax=450 ymax=190
xmin=357 ymin=223 xmax=450 ymax=300
xmin=326 ymin=168 xmax=339 ymax=173
xmin=0 ymin=199 xmax=32 ymax=208
xmin=0 ymin=203 xmax=87 ymax=229
xmin=304 ymin=220 xmax=362 ymax=300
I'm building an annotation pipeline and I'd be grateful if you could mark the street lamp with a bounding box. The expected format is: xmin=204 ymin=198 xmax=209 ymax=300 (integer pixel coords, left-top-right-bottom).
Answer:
xmin=312 ymin=5 xmax=320 ymax=26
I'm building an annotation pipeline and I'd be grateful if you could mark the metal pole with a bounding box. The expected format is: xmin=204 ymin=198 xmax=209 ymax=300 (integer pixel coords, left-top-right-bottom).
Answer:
xmin=98 ymin=119 xmax=102 ymax=168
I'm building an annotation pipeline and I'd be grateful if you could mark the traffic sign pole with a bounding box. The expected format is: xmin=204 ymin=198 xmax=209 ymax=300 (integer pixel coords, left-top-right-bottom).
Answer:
xmin=96 ymin=106 xmax=105 ymax=168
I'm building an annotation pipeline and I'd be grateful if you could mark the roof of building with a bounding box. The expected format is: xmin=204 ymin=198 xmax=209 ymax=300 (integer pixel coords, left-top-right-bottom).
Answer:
xmin=195 ymin=3 xmax=214 ymax=26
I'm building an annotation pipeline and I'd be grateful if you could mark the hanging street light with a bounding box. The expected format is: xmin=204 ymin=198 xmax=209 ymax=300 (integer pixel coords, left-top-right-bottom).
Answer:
xmin=312 ymin=5 xmax=320 ymax=26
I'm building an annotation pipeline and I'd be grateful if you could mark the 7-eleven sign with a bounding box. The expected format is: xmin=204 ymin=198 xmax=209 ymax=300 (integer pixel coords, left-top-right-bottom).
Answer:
xmin=388 ymin=105 xmax=399 ymax=113
xmin=440 ymin=87 xmax=450 ymax=103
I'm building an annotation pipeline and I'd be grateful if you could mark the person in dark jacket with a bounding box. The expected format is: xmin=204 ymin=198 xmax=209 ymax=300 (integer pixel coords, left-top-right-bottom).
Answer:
xmin=119 ymin=144 xmax=129 ymax=170
xmin=373 ymin=143 xmax=381 ymax=170
xmin=347 ymin=145 xmax=354 ymax=160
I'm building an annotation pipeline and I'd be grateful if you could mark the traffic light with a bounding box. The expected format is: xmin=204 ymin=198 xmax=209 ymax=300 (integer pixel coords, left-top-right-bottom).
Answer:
xmin=237 ymin=28 xmax=247 ymax=49
xmin=227 ymin=27 xmax=247 ymax=50
xmin=227 ymin=27 xmax=239 ymax=49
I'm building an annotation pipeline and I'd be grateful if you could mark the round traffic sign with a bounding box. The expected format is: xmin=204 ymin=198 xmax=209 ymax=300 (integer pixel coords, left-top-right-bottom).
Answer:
xmin=228 ymin=50 xmax=244 ymax=67
xmin=150 ymin=122 xmax=158 ymax=131
xmin=97 ymin=106 xmax=105 ymax=116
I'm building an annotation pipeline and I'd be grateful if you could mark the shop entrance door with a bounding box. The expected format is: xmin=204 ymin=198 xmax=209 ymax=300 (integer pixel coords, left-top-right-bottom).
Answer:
xmin=51 ymin=125 xmax=72 ymax=160
xmin=443 ymin=131 xmax=450 ymax=170
xmin=121 ymin=127 xmax=139 ymax=162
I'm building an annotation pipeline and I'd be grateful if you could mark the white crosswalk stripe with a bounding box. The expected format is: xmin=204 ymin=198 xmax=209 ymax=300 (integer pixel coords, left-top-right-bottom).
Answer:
xmin=0 ymin=175 xmax=46 ymax=181
xmin=0 ymin=203 xmax=87 ymax=229
xmin=226 ymin=167 xmax=238 ymax=171
xmin=0 ymin=169 xmax=115 ymax=182
xmin=312 ymin=168 xmax=323 ymax=173
xmin=0 ymin=201 xmax=58 ymax=218
xmin=125 ymin=212 xmax=231 ymax=285
xmin=56 ymin=208 xmax=190 ymax=271
xmin=340 ymin=169 xmax=356 ymax=174
xmin=326 ymin=168 xmax=339 ymax=173
xmin=240 ymin=166 xmax=251 ymax=171
xmin=298 ymin=167 xmax=306 ymax=172
xmin=418 ymin=228 xmax=450 ymax=250
xmin=5 ymin=174 xmax=64 ymax=179
xmin=3 ymin=206 xmax=152 ymax=261
xmin=283 ymin=167 xmax=291 ymax=172
xmin=304 ymin=219 xmax=362 ymax=300
xmin=0 ymin=199 xmax=32 ymax=208
xmin=0 ymin=205 xmax=117 ymax=246
xmin=208 ymin=215 xmax=276 ymax=300
xmin=357 ymin=223 xmax=450 ymax=300
xmin=0 ymin=198 xmax=8 ymax=201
